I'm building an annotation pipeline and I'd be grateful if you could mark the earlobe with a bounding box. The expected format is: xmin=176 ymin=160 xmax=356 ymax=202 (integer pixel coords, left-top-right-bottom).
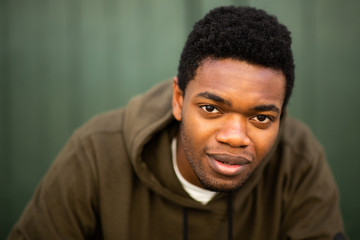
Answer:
xmin=172 ymin=77 xmax=183 ymax=121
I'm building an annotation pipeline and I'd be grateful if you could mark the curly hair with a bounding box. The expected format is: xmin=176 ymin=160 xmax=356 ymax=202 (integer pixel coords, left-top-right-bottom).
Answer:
xmin=177 ymin=6 xmax=294 ymax=109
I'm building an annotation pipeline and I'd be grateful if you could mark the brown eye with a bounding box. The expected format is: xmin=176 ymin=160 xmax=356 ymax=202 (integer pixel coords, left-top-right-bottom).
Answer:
xmin=256 ymin=115 xmax=268 ymax=122
xmin=201 ymin=105 xmax=219 ymax=113
xmin=251 ymin=115 xmax=274 ymax=129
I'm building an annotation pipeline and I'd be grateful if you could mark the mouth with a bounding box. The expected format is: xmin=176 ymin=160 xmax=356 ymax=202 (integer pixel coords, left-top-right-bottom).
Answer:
xmin=208 ymin=153 xmax=251 ymax=165
xmin=207 ymin=153 xmax=251 ymax=177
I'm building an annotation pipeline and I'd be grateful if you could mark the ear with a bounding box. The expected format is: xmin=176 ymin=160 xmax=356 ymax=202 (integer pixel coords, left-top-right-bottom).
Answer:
xmin=172 ymin=76 xmax=183 ymax=121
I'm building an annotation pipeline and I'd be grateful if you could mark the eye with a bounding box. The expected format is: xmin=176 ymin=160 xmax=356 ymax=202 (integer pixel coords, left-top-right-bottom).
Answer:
xmin=253 ymin=115 xmax=271 ymax=123
xmin=250 ymin=114 xmax=277 ymax=129
xmin=201 ymin=105 xmax=220 ymax=113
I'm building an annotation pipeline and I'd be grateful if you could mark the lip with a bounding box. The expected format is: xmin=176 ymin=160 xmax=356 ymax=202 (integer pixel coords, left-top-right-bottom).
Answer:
xmin=207 ymin=153 xmax=251 ymax=177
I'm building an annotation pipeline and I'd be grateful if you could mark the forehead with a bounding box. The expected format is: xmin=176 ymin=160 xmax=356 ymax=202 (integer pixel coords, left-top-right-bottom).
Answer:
xmin=186 ymin=59 xmax=286 ymax=107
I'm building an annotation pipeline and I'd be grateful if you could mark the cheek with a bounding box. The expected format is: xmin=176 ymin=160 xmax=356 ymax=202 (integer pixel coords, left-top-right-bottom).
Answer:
xmin=251 ymin=126 xmax=279 ymax=159
xmin=182 ymin=110 xmax=215 ymax=145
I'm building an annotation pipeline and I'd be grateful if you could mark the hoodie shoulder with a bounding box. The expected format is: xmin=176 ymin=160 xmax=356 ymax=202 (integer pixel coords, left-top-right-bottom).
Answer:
xmin=74 ymin=108 xmax=126 ymax=139
xmin=280 ymin=116 xmax=324 ymax=161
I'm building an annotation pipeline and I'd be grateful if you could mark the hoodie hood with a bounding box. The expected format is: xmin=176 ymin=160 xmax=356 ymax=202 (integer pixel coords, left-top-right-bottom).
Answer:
xmin=122 ymin=80 xmax=195 ymax=206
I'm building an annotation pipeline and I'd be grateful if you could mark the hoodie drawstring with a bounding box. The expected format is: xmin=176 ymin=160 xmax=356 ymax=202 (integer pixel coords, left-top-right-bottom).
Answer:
xmin=227 ymin=193 xmax=233 ymax=240
xmin=183 ymin=208 xmax=188 ymax=240
xmin=182 ymin=193 xmax=233 ymax=240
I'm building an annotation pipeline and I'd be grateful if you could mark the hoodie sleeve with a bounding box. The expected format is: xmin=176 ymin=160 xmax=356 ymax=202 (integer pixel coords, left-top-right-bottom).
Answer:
xmin=281 ymin=147 xmax=347 ymax=240
xmin=7 ymin=133 xmax=99 ymax=240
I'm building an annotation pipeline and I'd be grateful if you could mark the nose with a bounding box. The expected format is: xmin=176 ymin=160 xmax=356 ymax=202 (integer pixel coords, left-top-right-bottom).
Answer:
xmin=215 ymin=116 xmax=251 ymax=148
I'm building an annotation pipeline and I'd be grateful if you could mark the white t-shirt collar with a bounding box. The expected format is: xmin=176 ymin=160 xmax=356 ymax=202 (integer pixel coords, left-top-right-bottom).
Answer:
xmin=171 ymin=137 xmax=217 ymax=205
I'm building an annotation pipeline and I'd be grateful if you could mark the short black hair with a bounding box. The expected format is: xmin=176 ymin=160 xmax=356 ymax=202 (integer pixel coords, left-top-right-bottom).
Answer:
xmin=177 ymin=6 xmax=294 ymax=109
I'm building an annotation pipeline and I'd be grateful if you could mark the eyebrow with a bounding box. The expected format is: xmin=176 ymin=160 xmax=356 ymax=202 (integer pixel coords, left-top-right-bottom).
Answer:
xmin=251 ymin=104 xmax=280 ymax=114
xmin=195 ymin=91 xmax=232 ymax=106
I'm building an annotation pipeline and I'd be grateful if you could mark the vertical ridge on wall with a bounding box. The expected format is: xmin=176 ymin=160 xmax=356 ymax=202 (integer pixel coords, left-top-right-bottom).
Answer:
xmin=184 ymin=0 xmax=202 ymax=34
xmin=300 ymin=0 xmax=318 ymax=132
xmin=9 ymin=0 xmax=38 ymax=213
xmin=37 ymin=0 xmax=50 ymax=169
xmin=45 ymin=0 xmax=72 ymax=154
xmin=104 ymin=0 xmax=122 ymax=109
xmin=0 ymin=0 xmax=12 ymax=236
xmin=81 ymin=0 xmax=110 ymax=120
xmin=67 ymin=0 xmax=84 ymax=130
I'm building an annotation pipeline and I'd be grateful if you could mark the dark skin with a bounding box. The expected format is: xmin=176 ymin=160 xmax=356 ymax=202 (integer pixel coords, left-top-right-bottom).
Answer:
xmin=172 ymin=58 xmax=285 ymax=192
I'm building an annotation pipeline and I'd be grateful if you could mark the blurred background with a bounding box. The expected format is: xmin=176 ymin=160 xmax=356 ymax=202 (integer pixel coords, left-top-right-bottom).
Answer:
xmin=1 ymin=0 xmax=359 ymax=238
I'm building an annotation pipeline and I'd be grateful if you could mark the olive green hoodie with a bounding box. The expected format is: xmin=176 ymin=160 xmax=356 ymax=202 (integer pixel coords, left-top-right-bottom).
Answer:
xmin=8 ymin=80 xmax=346 ymax=239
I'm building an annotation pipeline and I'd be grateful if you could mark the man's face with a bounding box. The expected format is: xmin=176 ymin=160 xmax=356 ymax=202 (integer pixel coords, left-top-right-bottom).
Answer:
xmin=172 ymin=58 xmax=285 ymax=192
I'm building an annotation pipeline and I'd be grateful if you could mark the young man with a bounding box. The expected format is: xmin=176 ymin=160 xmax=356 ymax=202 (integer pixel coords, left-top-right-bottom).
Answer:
xmin=8 ymin=6 xmax=346 ymax=240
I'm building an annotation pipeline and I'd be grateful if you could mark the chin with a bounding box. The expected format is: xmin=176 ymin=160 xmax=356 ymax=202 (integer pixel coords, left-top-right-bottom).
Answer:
xmin=198 ymin=175 xmax=251 ymax=193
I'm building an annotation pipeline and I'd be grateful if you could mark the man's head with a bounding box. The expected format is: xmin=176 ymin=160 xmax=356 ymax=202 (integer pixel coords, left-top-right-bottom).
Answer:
xmin=172 ymin=6 xmax=293 ymax=192
xmin=177 ymin=6 xmax=294 ymax=110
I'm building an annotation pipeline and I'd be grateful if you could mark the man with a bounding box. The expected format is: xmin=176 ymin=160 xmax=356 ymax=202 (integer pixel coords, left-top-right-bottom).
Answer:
xmin=8 ymin=6 xmax=346 ymax=240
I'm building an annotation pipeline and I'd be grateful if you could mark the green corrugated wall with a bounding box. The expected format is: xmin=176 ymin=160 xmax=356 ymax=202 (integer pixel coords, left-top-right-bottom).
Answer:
xmin=1 ymin=0 xmax=359 ymax=238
